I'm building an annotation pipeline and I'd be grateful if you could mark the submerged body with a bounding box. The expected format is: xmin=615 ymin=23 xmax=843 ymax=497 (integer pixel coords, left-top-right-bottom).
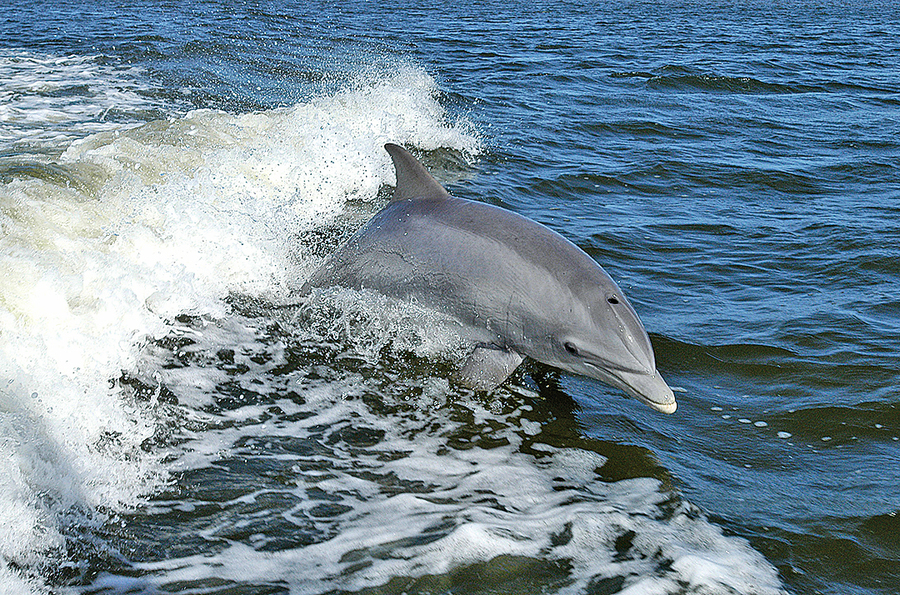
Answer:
xmin=304 ymin=144 xmax=676 ymax=413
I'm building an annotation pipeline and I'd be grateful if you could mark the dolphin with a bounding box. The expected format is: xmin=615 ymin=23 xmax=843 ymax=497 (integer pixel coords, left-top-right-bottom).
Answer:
xmin=302 ymin=144 xmax=676 ymax=413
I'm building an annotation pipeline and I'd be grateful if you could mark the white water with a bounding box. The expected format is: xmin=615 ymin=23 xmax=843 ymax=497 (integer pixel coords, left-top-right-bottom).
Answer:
xmin=0 ymin=55 xmax=478 ymax=592
xmin=0 ymin=52 xmax=785 ymax=594
xmin=82 ymin=303 xmax=786 ymax=595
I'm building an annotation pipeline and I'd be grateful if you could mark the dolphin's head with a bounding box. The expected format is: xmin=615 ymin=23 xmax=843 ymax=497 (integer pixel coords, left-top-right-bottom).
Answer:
xmin=540 ymin=280 xmax=677 ymax=414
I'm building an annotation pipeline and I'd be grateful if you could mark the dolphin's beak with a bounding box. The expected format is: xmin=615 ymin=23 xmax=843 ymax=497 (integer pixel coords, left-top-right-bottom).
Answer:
xmin=613 ymin=368 xmax=677 ymax=414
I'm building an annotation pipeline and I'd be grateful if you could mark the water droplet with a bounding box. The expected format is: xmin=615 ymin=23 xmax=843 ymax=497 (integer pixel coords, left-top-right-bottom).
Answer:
xmin=754 ymin=421 xmax=768 ymax=427
xmin=777 ymin=432 xmax=792 ymax=439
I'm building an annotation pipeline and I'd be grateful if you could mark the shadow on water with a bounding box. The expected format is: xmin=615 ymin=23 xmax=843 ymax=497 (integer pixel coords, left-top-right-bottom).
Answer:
xmin=520 ymin=364 xmax=675 ymax=487
xmin=334 ymin=556 xmax=575 ymax=595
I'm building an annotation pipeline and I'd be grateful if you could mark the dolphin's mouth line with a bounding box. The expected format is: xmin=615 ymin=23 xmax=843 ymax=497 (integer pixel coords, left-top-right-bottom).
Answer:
xmin=583 ymin=358 xmax=650 ymax=376
xmin=582 ymin=361 xmax=677 ymax=413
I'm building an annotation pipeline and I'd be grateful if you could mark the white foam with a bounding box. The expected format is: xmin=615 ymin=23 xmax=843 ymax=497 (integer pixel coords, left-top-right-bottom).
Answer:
xmin=132 ymin=407 xmax=785 ymax=594
xmin=90 ymin=302 xmax=786 ymax=595
xmin=0 ymin=57 xmax=480 ymax=590
xmin=0 ymin=51 xmax=166 ymax=151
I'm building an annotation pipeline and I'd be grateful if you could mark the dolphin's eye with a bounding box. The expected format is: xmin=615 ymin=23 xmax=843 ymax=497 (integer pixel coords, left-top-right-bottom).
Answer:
xmin=564 ymin=342 xmax=579 ymax=356
xmin=607 ymin=295 xmax=620 ymax=305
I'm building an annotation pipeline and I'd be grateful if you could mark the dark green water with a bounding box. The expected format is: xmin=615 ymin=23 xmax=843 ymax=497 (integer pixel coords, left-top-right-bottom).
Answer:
xmin=0 ymin=1 xmax=897 ymax=594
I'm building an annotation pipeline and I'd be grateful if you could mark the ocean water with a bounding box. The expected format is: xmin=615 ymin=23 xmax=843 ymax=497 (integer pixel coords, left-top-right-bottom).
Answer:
xmin=1 ymin=1 xmax=898 ymax=594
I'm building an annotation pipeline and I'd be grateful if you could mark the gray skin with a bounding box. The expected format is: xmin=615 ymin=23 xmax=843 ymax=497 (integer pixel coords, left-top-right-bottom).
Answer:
xmin=302 ymin=143 xmax=676 ymax=413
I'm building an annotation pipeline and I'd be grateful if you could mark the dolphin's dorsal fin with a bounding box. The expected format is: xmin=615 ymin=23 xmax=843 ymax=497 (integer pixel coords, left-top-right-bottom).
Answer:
xmin=385 ymin=143 xmax=450 ymax=201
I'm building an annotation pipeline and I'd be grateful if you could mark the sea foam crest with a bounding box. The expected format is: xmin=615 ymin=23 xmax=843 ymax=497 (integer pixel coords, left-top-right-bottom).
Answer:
xmin=0 ymin=58 xmax=479 ymax=592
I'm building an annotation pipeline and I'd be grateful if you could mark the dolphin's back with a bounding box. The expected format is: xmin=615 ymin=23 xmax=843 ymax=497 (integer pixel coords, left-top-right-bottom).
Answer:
xmin=304 ymin=194 xmax=611 ymax=345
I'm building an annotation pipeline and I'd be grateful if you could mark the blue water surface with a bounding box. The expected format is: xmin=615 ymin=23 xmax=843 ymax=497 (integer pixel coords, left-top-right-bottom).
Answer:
xmin=1 ymin=1 xmax=898 ymax=594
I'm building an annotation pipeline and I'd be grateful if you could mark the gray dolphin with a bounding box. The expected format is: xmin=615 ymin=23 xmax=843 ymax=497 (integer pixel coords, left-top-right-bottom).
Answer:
xmin=302 ymin=143 xmax=676 ymax=413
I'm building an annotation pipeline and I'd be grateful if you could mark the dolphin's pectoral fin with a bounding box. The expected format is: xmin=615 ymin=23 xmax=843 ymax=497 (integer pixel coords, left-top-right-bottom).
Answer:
xmin=454 ymin=345 xmax=524 ymax=392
